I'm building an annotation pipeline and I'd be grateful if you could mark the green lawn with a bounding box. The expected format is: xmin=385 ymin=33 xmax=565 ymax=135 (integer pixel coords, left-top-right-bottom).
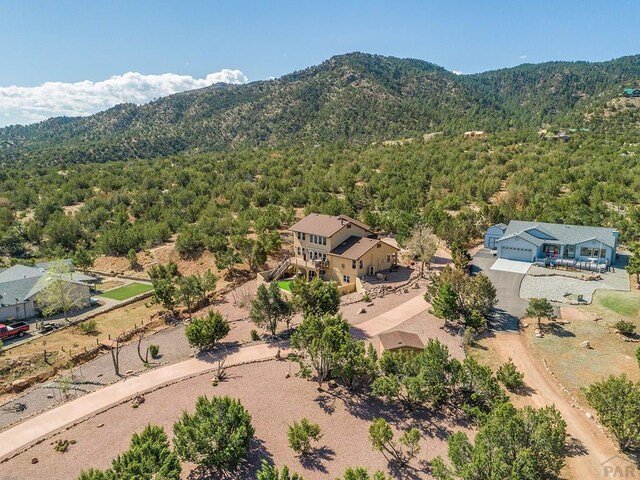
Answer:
xmin=591 ymin=290 xmax=640 ymax=318
xmin=277 ymin=280 xmax=293 ymax=292
xmin=99 ymin=282 xmax=154 ymax=301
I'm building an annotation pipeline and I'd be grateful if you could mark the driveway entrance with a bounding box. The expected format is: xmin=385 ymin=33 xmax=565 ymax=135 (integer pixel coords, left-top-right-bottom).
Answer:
xmin=490 ymin=258 xmax=532 ymax=274
xmin=472 ymin=250 xmax=529 ymax=331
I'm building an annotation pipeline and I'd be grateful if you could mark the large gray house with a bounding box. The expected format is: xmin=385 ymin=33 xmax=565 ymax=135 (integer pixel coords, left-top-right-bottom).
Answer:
xmin=485 ymin=220 xmax=619 ymax=264
xmin=0 ymin=262 xmax=97 ymax=323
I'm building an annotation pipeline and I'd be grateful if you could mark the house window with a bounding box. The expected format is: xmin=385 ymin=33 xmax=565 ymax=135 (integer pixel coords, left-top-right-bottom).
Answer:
xmin=297 ymin=247 xmax=301 ymax=256
xmin=580 ymin=247 xmax=606 ymax=258
xmin=343 ymin=275 xmax=350 ymax=283
xmin=359 ymin=259 xmax=363 ymax=269
xmin=543 ymin=245 xmax=560 ymax=256
xmin=322 ymin=236 xmax=326 ymax=245
xmin=352 ymin=260 xmax=356 ymax=269
xmin=322 ymin=253 xmax=327 ymax=261
xmin=386 ymin=254 xmax=391 ymax=262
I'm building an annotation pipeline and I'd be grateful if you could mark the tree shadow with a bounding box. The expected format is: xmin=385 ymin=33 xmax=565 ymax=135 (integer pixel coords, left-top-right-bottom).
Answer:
xmin=565 ymin=435 xmax=589 ymax=458
xmin=408 ymin=408 xmax=454 ymax=441
xmin=387 ymin=459 xmax=425 ymax=480
xmin=547 ymin=323 xmax=575 ymax=338
xmin=488 ymin=308 xmax=520 ymax=332
xmin=299 ymin=445 xmax=335 ymax=474
xmin=314 ymin=392 xmax=336 ymax=415
xmin=512 ymin=383 xmax=536 ymax=397
xmin=186 ymin=437 xmax=273 ymax=479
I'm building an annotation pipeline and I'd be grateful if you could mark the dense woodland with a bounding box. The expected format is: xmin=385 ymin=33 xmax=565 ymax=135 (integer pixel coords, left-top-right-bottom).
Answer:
xmin=0 ymin=120 xmax=639 ymax=266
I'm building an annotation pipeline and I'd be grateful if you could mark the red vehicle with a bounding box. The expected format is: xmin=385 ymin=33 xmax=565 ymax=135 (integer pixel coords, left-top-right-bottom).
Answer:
xmin=0 ymin=322 xmax=30 ymax=340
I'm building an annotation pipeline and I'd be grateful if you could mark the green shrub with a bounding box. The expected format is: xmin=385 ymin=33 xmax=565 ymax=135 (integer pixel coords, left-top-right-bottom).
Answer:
xmin=614 ymin=320 xmax=636 ymax=337
xmin=250 ymin=329 xmax=260 ymax=341
xmin=79 ymin=319 xmax=98 ymax=336
xmin=287 ymin=418 xmax=322 ymax=455
xmin=184 ymin=311 xmax=230 ymax=350
xmin=148 ymin=344 xmax=160 ymax=358
xmin=496 ymin=359 xmax=525 ymax=391
xmin=462 ymin=327 xmax=476 ymax=348
xmin=173 ymin=395 xmax=254 ymax=473
xmin=636 ymin=347 xmax=640 ymax=368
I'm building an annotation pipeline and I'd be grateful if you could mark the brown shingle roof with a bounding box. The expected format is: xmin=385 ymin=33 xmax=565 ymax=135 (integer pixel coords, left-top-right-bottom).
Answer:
xmin=289 ymin=213 xmax=371 ymax=237
xmin=329 ymin=235 xmax=398 ymax=260
xmin=378 ymin=331 xmax=424 ymax=351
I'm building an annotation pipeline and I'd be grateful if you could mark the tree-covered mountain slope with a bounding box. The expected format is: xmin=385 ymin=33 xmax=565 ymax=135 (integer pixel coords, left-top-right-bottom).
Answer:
xmin=1 ymin=52 xmax=639 ymax=164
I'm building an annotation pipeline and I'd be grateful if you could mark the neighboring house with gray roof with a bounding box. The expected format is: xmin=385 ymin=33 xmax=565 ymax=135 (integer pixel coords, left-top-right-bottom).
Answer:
xmin=0 ymin=262 xmax=97 ymax=323
xmin=484 ymin=223 xmax=507 ymax=249
xmin=489 ymin=221 xmax=619 ymax=264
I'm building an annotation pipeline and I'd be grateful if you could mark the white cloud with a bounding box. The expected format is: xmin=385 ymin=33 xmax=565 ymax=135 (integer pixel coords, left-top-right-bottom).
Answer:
xmin=452 ymin=70 xmax=464 ymax=75
xmin=0 ymin=69 xmax=248 ymax=127
xmin=519 ymin=55 xmax=528 ymax=59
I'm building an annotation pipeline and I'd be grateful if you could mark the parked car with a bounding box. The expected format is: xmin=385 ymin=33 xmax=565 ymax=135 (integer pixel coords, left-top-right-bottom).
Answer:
xmin=38 ymin=323 xmax=60 ymax=334
xmin=0 ymin=322 xmax=30 ymax=340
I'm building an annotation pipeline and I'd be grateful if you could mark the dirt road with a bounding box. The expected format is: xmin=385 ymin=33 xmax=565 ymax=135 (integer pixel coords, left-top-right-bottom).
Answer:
xmin=483 ymin=331 xmax=634 ymax=479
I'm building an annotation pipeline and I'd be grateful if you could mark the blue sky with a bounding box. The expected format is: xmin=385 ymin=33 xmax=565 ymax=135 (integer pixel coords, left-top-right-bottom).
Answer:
xmin=0 ymin=0 xmax=638 ymax=126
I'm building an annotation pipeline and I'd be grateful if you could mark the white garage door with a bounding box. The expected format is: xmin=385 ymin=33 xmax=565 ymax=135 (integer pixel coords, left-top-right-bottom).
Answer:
xmin=500 ymin=246 xmax=533 ymax=262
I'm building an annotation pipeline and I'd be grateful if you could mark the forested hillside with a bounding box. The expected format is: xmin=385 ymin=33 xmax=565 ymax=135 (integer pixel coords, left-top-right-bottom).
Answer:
xmin=1 ymin=52 xmax=639 ymax=164
xmin=0 ymin=120 xmax=639 ymax=269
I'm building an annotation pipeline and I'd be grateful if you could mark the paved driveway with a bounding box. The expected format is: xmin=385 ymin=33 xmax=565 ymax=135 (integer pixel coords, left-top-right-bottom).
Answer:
xmin=472 ymin=250 xmax=529 ymax=331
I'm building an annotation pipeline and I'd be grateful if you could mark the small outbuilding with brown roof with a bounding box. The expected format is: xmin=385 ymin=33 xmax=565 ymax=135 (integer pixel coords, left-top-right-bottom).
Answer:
xmin=377 ymin=330 xmax=424 ymax=355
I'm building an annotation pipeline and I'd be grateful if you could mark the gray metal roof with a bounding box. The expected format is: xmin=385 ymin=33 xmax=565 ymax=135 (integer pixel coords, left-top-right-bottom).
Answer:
xmin=496 ymin=221 xmax=617 ymax=248
xmin=0 ymin=264 xmax=96 ymax=306
xmin=0 ymin=265 xmax=43 ymax=283
xmin=0 ymin=277 xmax=41 ymax=306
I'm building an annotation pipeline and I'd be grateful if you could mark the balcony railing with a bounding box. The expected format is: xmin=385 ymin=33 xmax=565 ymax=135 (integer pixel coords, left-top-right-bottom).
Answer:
xmin=290 ymin=257 xmax=328 ymax=270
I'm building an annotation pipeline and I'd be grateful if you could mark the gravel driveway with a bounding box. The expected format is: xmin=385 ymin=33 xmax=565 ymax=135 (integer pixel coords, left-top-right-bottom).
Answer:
xmin=521 ymin=275 xmax=617 ymax=303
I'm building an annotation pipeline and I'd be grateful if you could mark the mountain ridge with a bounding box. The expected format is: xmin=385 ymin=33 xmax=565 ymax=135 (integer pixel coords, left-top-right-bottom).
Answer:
xmin=1 ymin=51 xmax=639 ymax=164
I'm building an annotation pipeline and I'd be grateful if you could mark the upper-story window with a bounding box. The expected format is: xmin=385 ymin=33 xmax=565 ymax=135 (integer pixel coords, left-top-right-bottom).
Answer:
xmin=322 ymin=236 xmax=326 ymax=245
xmin=359 ymin=259 xmax=364 ymax=269
xmin=352 ymin=260 xmax=356 ymax=269
xmin=297 ymin=232 xmax=306 ymax=241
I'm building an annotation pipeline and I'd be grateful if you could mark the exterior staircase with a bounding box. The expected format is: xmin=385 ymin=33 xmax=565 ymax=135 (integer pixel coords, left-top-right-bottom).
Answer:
xmin=269 ymin=256 xmax=291 ymax=281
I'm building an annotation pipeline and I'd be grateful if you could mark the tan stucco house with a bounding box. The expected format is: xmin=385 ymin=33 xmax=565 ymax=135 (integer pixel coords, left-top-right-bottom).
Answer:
xmin=269 ymin=213 xmax=399 ymax=293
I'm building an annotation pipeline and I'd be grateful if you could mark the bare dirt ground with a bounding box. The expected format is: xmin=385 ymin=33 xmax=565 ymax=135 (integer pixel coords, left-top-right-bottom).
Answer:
xmin=2 ymin=360 xmax=471 ymax=480
xmin=0 ymin=300 xmax=164 ymax=404
xmin=525 ymin=305 xmax=640 ymax=407
xmin=97 ymin=279 xmax=125 ymax=291
xmin=476 ymin=329 xmax=636 ymax=479
xmin=92 ymin=239 xmax=224 ymax=279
